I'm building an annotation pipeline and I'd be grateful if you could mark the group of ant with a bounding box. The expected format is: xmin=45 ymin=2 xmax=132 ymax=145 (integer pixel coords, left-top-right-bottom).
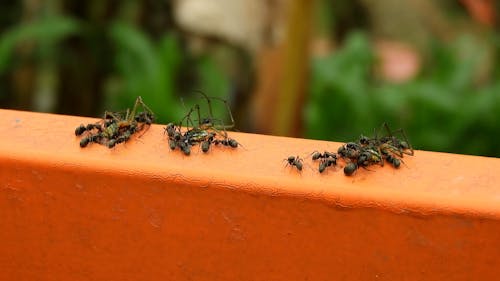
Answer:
xmin=74 ymin=95 xmax=412 ymax=177
xmin=75 ymin=96 xmax=154 ymax=148
xmin=74 ymin=93 xmax=240 ymax=155
xmin=164 ymin=92 xmax=239 ymax=155
xmin=285 ymin=123 xmax=414 ymax=176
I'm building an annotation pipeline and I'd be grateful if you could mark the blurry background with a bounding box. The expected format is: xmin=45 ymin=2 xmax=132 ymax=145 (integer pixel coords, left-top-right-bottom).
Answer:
xmin=0 ymin=0 xmax=499 ymax=156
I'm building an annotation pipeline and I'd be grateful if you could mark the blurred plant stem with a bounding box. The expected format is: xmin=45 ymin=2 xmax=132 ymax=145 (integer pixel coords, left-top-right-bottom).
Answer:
xmin=269 ymin=0 xmax=312 ymax=137
xmin=33 ymin=0 xmax=61 ymax=112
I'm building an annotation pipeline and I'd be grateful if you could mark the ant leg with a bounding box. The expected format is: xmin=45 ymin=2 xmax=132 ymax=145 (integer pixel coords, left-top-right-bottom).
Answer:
xmin=383 ymin=122 xmax=393 ymax=138
xmin=136 ymin=96 xmax=154 ymax=115
xmin=392 ymin=128 xmax=414 ymax=156
xmin=195 ymin=90 xmax=215 ymax=123
xmin=195 ymin=90 xmax=235 ymax=130
xmin=104 ymin=111 xmax=122 ymax=123
xmin=193 ymin=103 xmax=204 ymax=128
xmin=381 ymin=123 xmax=414 ymax=156
xmin=205 ymin=117 xmax=229 ymax=139
xmin=377 ymin=147 xmax=385 ymax=167
xmin=128 ymin=96 xmax=154 ymax=124
xmin=221 ymin=97 xmax=235 ymax=130
xmin=127 ymin=97 xmax=142 ymax=122
xmin=178 ymin=105 xmax=197 ymax=129
xmin=210 ymin=96 xmax=235 ymax=130
xmin=189 ymin=104 xmax=201 ymax=128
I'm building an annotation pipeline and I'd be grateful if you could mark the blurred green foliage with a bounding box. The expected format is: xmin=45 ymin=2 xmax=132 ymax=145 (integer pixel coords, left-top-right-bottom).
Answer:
xmin=0 ymin=16 xmax=80 ymax=74
xmin=107 ymin=22 xmax=231 ymax=123
xmin=0 ymin=10 xmax=232 ymax=124
xmin=306 ymin=32 xmax=500 ymax=157
xmin=106 ymin=21 xmax=232 ymax=123
xmin=107 ymin=22 xmax=184 ymax=122
xmin=1 ymin=2 xmax=499 ymax=157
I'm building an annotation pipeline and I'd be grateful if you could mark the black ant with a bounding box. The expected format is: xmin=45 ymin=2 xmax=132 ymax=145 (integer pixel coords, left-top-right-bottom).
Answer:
xmin=213 ymin=138 xmax=239 ymax=148
xmin=75 ymin=124 xmax=87 ymax=136
xmin=311 ymin=151 xmax=337 ymax=161
xmin=318 ymin=158 xmax=337 ymax=173
xmin=338 ymin=142 xmax=362 ymax=161
xmin=385 ymin=154 xmax=401 ymax=168
xmin=357 ymin=149 xmax=383 ymax=168
xmin=80 ymin=134 xmax=103 ymax=148
xmin=336 ymin=123 xmax=414 ymax=176
xmin=340 ymin=150 xmax=379 ymax=176
xmin=201 ymin=136 xmax=239 ymax=153
xmin=310 ymin=151 xmax=338 ymax=173
xmin=284 ymin=156 xmax=303 ymax=171
xmin=343 ymin=162 xmax=358 ymax=176
xmin=107 ymin=128 xmax=135 ymax=149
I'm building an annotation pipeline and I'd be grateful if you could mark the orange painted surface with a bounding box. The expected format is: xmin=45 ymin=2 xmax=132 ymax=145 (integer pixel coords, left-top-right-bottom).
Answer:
xmin=1 ymin=109 xmax=500 ymax=280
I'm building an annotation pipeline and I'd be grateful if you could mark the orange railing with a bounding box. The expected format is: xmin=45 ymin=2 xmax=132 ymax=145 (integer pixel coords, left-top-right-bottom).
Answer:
xmin=1 ymin=109 xmax=499 ymax=280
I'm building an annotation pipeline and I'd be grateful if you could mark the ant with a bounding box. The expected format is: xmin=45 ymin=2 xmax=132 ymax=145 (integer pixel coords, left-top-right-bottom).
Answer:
xmin=384 ymin=153 xmax=401 ymax=168
xmin=337 ymin=142 xmax=362 ymax=161
xmin=311 ymin=151 xmax=338 ymax=173
xmin=339 ymin=150 xmax=379 ymax=176
xmin=356 ymin=149 xmax=383 ymax=168
xmin=375 ymin=123 xmax=414 ymax=157
xmin=318 ymin=158 xmax=337 ymax=173
xmin=337 ymin=122 xmax=414 ymax=176
xmin=284 ymin=156 xmax=303 ymax=171
xmin=74 ymin=122 xmax=104 ymax=137
xmin=343 ymin=162 xmax=358 ymax=176
xmin=357 ymin=123 xmax=413 ymax=167
xmin=311 ymin=151 xmax=337 ymax=161
xmin=199 ymin=131 xmax=239 ymax=153
xmin=101 ymin=96 xmax=153 ymax=140
xmin=80 ymin=134 xmax=103 ymax=148
xmin=166 ymin=91 xmax=240 ymax=154
xmin=75 ymin=96 xmax=154 ymax=148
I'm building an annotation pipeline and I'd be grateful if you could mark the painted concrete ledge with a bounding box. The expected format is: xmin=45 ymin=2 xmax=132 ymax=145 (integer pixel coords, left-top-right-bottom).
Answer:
xmin=0 ymin=109 xmax=499 ymax=280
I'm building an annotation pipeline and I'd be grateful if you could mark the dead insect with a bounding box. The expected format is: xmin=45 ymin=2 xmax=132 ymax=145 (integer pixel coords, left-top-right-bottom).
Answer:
xmin=335 ymin=123 xmax=414 ymax=176
xmin=166 ymin=91 xmax=240 ymax=155
xmin=377 ymin=123 xmax=414 ymax=156
xmin=75 ymin=96 xmax=154 ymax=148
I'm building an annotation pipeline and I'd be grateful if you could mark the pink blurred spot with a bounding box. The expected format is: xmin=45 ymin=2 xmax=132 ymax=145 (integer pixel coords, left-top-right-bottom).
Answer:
xmin=375 ymin=41 xmax=421 ymax=83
